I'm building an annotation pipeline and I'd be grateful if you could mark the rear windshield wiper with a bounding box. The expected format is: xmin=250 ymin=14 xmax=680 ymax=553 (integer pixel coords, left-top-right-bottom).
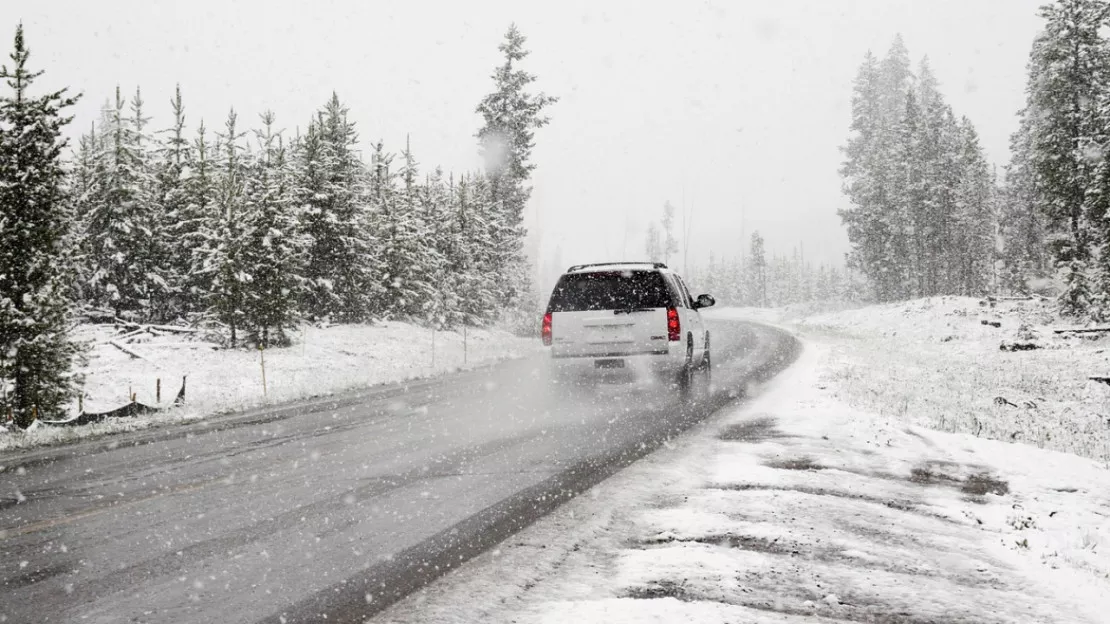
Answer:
xmin=613 ymin=307 xmax=655 ymax=314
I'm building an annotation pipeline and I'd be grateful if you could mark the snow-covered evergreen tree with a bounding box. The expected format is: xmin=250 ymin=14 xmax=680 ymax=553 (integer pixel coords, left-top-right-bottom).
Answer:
xmin=372 ymin=137 xmax=437 ymax=319
xmin=448 ymin=173 xmax=498 ymax=325
xmin=1021 ymin=0 xmax=1110 ymax=316
xmin=154 ymin=85 xmax=195 ymax=320
xmin=0 ymin=24 xmax=83 ymax=425
xmin=839 ymin=50 xmax=898 ymax=301
xmin=198 ymin=109 xmax=249 ymax=345
xmin=476 ymin=24 xmax=556 ymax=312
xmin=417 ymin=165 xmax=452 ymax=327
xmin=841 ymin=36 xmax=999 ymax=303
xmin=83 ymin=87 xmax=160 ymax=318
xmin=239 ymin=111 xmax=305 ymax=346
xmin=749 ymin=232 xmax=768 ymax=307
xmin=298 ymin=94 xmax=377 ymax=323
xmin=999 ymin=114 xmax=1048 ymax=294
xmin=952 ymin=119 xmax=997 ymax=296
xmin=70 ymin=121 xmax=104 ymax=306
xmin=179 ymin=121 xmax=217 ymax=316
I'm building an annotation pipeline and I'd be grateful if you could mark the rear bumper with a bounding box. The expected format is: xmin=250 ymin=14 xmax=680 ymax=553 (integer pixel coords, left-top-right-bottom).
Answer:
xmin=548 ymin=348 xmax=684 ymax=383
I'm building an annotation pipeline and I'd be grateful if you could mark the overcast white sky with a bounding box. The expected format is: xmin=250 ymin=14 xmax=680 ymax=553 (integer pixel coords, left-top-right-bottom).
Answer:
xmin=11 ymin=0 xmax=1045 ymax=283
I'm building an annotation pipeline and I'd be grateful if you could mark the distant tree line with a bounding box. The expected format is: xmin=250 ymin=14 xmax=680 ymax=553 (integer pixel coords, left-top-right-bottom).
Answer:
xmin=0 ymin=24 xmax=554 ymax=426
xmin=686 ymin=232 xmax=865 ymax=308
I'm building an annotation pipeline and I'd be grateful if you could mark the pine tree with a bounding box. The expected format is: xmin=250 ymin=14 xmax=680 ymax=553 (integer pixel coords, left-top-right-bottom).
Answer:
xmin=952 ymin=119 xmax=997 ymax=296
xmin=749 ymin=232 xmax=768 ymax=307
xmin=370 ymin=138 xmax=427 ymax=319
xmin=418 ymin=166 xmax=452 ymax=327
xmin=475 ymin=24 xmax=557 ymax=310
xmin=84 ymin=86 xmax=158 ymax=318
xmin=71 ymin=121 xmax=104 ymax=307
xmin=1022 ymin=0 xmax=1110 ymax=316
xmin=298 ymin=94 xmax=377 ymax=323
xmin=155 ymin=85 xmax=196 ymax=319
xmin=0 ymin=24 xmax=83 ymax=425
xmin=1000 ymin=114 xmax=1048 ymax=294
xmin=449 ymin=173 xmax=497 ymax=325
xmin=239 ymin=111 xmax=305 ymax=347
xmin=840 ymin=49 xmax=899 ymax=301
xmin=842 ymin=36 xmax=998 ymax=303
xmin=200 ymin=109 xmax=249 ymax=345
xmin=181 ymin=121 xmax=216 ymax=316
xmin=130 ymin=88 xmax=166 ymax=316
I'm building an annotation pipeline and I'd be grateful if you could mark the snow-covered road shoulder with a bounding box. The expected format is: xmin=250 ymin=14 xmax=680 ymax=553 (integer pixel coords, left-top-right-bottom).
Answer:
xmin=376 ymin=338 xmax=1110 ymax=624
xmin=0 ymin=321 xmax=538 ymax=453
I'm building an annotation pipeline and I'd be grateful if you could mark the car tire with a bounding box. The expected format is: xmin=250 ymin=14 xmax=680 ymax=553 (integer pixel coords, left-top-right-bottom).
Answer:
xmin=677 ymin=339 xmax=695 ymax=399
xmin=701 ymin=333 xmax=712 ymax=390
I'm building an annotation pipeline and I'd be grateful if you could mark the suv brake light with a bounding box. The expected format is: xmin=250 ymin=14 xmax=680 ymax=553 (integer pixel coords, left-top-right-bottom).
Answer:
xmin=542 ymin=312 xmax=553 ymax=346
xmin=667 ymin=307 xmax=681 ymax=341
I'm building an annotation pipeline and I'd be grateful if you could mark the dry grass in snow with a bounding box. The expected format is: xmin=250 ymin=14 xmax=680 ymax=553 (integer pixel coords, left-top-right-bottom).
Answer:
xmin=728 ymin=296 xmax=1110 ymax=464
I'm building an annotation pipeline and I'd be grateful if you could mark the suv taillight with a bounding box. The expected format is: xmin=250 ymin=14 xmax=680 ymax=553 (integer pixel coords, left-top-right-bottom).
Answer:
xmin=542 ymin=312 xmax=553 ymax=346
xmin=667 ymin=307 xmax=680 ymax=341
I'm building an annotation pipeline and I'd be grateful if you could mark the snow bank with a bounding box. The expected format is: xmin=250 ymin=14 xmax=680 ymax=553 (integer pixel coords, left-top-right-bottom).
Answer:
xmin=0 ymin=321 xmax=538 ymax=453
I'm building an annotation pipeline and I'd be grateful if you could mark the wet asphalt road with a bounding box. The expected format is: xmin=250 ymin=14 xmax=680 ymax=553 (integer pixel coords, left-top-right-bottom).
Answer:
xmin=0 ymin=319 xmax=798 ymax=623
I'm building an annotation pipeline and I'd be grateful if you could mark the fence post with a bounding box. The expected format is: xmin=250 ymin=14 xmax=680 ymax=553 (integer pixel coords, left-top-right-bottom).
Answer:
xmin=259 ymin=345 xmax=268 ymax=398
xmin=156 ymin=378 xmax=161 ymax=404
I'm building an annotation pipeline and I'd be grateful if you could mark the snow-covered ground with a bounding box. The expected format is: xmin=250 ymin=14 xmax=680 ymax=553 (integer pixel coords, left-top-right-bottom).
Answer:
xmin=793 ymin=296 xmax=1110 ymax=463
xmin=376 ymin=302 xmax=1110 ymax=623
xmin=0 ymin=321 xmax=537 ymax=452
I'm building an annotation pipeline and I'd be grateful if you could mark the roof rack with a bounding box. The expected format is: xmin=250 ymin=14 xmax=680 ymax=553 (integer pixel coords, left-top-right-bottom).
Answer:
xmin=566 ymin=261 xmax=667 ymax=272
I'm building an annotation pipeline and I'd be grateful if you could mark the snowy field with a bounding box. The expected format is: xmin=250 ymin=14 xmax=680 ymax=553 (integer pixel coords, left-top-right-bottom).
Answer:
xmin=0 ymin=322 xmax=537 ymax=452
xmin=793 ymin=296 xmax=1110 ymax=463
xmin=376 ymin=303 xmax=1110 ymax=623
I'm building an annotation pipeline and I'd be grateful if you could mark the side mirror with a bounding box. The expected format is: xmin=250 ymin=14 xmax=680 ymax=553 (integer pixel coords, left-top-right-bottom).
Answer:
xmin=695 ymin=294 xmax=716 ymax=309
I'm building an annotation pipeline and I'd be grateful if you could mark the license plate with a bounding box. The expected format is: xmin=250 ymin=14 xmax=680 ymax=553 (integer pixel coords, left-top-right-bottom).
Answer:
xmin=595 ymin=359 xmax=625 ymax=369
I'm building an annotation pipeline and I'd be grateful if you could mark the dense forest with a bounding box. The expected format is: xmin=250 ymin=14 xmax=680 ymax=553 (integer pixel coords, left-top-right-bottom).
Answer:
xmin=840 ymin=0 xmax=1110 ymax=319
xmin=0 ymin=24 xmax=554 ymax=425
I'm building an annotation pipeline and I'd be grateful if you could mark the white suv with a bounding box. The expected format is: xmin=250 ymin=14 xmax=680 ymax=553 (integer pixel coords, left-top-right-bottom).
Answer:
xmin=541 ymin=262 xmax=715 ymax=393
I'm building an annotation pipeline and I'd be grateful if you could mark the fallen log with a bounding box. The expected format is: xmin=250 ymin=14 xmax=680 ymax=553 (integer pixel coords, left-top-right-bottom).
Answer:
xmin=1053 ymin=326 xmax=1110 ymax=335
xmin=146 ymin=324 xmax=200 ymax=334
xmin=112 ymin=320 xmax=199 ymax=335
xmin=112 ymin=328 xmax=149 ymax=342
xmin=107 ymin=340 xmax=149 ymax=361
xmin=137 ymin=342 xmax=220 ymax=350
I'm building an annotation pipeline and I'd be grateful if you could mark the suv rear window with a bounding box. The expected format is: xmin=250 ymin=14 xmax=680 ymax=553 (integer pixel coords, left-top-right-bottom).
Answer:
xmin=547 ymin=271 xmax=674 ymax=312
